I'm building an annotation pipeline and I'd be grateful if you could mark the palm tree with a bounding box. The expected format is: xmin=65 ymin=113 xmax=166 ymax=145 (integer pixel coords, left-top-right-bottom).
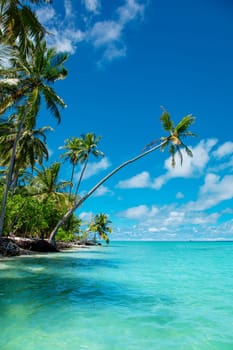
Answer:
xmin=87 ymin=213 xmax=112 ymax=244
xmin=0 ymin=40 xmax=68 ymax=116
xmin=74 ymin=133 xmax=104 ymax=196
xmin=0 ymin=0 xmax=49 ymax=53
xmin=29 ymin=162 xmax=72 ymax=239
xmin=59 ymin=137 xmax=82 ymax=197
xmin=0 ymin=40 xmax=68 ymax=237
xmin=148 ymin=109 xmax=195 ymax=167
xmin=30 ymin=162 xmax=70 ymax=208
xmin=48 ymin=110 xmax=196 ymax=245
xmin=0 ymin=116 xmax=52 ymax=191
xmin=59 ymin=133 xmax=104 ymax=198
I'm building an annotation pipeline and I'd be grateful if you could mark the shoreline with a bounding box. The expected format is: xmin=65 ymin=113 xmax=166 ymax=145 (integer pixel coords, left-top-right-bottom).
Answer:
xmin=0 ymin=237 xmax=98 ymax=259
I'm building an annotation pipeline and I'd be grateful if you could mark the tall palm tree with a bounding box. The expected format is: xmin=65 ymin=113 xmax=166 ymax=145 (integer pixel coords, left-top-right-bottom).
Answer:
xmin=87 ymin=213 xmax=112 ymax=244
xmin=0 ymin=40 xmax=68 ymax=236
xmin=49 ymin=110 xmax=196 ymax=245
xmin=59 ymin=137 xmax=82 ymax=197
xmin=74 ymin=133 xmax=104 ymax=196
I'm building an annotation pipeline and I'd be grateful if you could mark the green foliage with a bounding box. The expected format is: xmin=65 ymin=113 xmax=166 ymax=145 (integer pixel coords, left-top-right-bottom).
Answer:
xmin=0 ymin=185 xmax=78 ymax=238
xmin=56 ymin=228 xmax=75 ymax=242
xmin=3 ymin=193 xmax=47 ymax=237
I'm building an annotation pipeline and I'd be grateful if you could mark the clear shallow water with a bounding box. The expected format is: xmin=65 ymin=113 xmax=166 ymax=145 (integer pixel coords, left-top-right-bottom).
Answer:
xmin=1 ymin=241 xmax=233 ymax=350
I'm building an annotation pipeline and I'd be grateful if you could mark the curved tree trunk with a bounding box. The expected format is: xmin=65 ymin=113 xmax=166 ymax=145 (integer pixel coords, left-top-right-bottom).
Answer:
xmin=48 ymin=141 xmax=166 ymax=245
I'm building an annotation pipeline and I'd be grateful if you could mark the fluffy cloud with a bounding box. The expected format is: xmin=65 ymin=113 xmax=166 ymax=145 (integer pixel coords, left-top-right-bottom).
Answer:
xmin=117 ymin=171 xmax=151 ymax=188
xmin=82 ymin=0 xmax=100 ymax=13
xmin=92 ymin=185 xmax=113 ymax=197
xmin=118 ymin=0 xmax=144 ymax=25
xmin=119 ymin=204 xmax=158 ymax=219
xmin=36 ymin=6 xmax=55 ymax=22
xmin=212 ymin=141 xmax=233 ymax=158
xmin=76 ymin=157 xmax=111 ymax=180
xmin=115 ymin=201 xmax=230 ymax=241
xmin=186 ymin=173 xmax=233 ymax=211
xmin=152 ymin=138 xmax=218 ymax=189
xmin=90 ymin=21 xmax=122 ymax=47
xmin=36 ymin=0 xmax=146 ymax=64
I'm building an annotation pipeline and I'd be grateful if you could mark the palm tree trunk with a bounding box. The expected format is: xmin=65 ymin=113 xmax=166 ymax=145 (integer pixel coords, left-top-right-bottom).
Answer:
xmin=0 ymin=119 xmax=24 ymax=236
xmin=69 ymin=163 xmax=75 ymax=197
xmin=74 ymin=156 xmax=89 ymax=196
xmin=48 ymin=140 xmax=166 ymax=245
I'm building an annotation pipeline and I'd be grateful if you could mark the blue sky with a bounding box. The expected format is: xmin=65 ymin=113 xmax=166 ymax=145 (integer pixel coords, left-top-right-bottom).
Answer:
xmin=36 ymin=0 xmax=233 ymax=241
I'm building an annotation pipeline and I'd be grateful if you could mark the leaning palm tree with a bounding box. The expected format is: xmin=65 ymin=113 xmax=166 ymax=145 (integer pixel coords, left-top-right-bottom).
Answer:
xmin=87 ymin=213 xmax=112 ymax=244
xmin=48 ymin=110 xmax=196 ymax=245
xmin=0 ymin=40 xmax=68 ymax=236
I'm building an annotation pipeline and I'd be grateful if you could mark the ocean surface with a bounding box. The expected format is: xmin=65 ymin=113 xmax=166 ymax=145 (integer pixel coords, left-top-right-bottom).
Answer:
xmin=0 ymin=241 xmax=233 ymax=350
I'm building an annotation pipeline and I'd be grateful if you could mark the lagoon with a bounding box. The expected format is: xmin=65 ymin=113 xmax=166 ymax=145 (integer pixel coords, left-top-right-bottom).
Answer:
xmin=1 ymin=241 xmax=233 ymax=349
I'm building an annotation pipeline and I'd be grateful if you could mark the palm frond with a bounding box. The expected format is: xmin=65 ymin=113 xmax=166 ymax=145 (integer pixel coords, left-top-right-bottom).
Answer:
xmin=174 ymin=114 xmax=195 ymax=134
xmin=160 ymin=111 xmax=174 ymax=132
xmin=42 ymin=85 xmax=66 ymax=122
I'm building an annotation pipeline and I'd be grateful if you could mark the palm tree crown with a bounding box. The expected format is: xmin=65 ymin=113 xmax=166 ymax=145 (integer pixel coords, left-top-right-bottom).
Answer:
xmin=145 ymin=110 xmax=196 ymax=167
xmin=0 ymin=0 xmax=49 ymax=52
xmin=30 ymin=162 xmax=71 ymax=209
xmin=0 ymin=39 xmax=68 ymax=118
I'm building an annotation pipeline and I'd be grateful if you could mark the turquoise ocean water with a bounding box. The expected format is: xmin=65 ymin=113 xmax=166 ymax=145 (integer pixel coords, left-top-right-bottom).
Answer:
xmin=0 ymin=241 xmax=233 ymax=350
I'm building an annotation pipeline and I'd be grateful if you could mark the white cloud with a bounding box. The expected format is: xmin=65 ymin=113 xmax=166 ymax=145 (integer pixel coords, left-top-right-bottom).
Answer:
xmin=185 ymin=173 xmax=233 ymax=211
xmin=77 ymin=157 xmax=111 ymax=180
xmin=64 ymin=0 xmax=73 ymax=18
xmin=36 ymin=0 xmax=146 ymax=63
xmin=176 ymin=192 xmax=184 ymax=199
xmin=90 ymin=21 xmax=122 ymax=47
xmin=79 ymin=211 xmax=93 ymax=222
xmin=92 ymin=185 xmax=113 ymax=197
xmin=102 ymin=45 xmax=127 ymax=63
xmin=114 ymin=199 xmax=233 ymax=241
xmin=119 ymin=204 xmax=158 ymax=220
xmin=190 ymin=213 xmax=220 ymax=225
xmin=212 ymin=141 xmax=233 ymax=158
xmin=152 ymin=138 xmax=218 ymax=189
xmin=83 ymin=0 xmax=100 ymax=13
xmin=117 ymin=171 xmax=151 ymax=188
xmin=118 ymin=0 xmax=144 ymax=25
xmin=36 ymin=6 xmax=55 ymax=23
